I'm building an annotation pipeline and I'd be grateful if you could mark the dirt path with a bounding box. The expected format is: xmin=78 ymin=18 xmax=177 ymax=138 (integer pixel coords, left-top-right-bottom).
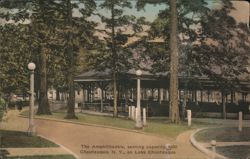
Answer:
xmin=2 ymin=110 xmax=209 ymax=159
xmin=35 ymin=119 xmax=208 ymax=159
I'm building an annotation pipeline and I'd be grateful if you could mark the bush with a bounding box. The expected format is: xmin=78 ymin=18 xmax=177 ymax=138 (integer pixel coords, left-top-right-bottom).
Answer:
xmin=8 ymin=100 xmax=29 ymax=109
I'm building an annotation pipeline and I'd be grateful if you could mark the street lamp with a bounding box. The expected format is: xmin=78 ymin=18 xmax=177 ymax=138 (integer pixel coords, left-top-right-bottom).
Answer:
xmin=135 ymin=69 xmax=143 ymax=129
xmin=28 ymin=62 xmax=36 ymax=136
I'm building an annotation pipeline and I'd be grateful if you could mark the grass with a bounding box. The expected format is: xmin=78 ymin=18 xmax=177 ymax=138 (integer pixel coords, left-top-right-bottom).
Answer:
xmin=21 ymin=110 xmax=218 ymax=139
xmin=0 ymin=130 xmax=59 ymax=148
xmin=194 ymin=127 xmax=250 ymax=142
xmin=144 ymin=122 xmax=191 ymax=138
xmin=209 ymin=146 xmax=250 ymax=159
xmin=7 ymin=155 xmax=76 ymax=159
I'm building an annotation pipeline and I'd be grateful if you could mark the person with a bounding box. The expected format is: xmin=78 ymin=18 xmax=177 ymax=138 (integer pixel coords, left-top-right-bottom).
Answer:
xmin=17 ymin=101 xmax=22 ymax=112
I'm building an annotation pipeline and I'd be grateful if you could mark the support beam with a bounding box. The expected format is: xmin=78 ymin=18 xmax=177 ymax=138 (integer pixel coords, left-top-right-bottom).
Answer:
xmin=222 ymin=92 xmax=226 ymax=119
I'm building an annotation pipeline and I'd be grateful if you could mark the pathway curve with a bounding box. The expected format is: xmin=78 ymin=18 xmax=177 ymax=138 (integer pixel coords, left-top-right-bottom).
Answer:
xmin=35 ymin=119 xmax=208 ymax=159
xmin=2 ymin=109 xmax=209 ymax=159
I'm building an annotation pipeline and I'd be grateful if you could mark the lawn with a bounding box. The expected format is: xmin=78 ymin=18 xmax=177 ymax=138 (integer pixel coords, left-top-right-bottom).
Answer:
xmin=194 ymin=127 xmax=250 ymax=142
xmin=22 ymin=111 xmax=218 ymax=138
xmin=0 ymin=130 xmax=76 ymax=159
xmin=209 ymin=146 xmax=250 ymax=159
xmin=7 ymin=155 xmax=76 ymax=159
xmin=0 ymin=130 xmax=58 ymax=148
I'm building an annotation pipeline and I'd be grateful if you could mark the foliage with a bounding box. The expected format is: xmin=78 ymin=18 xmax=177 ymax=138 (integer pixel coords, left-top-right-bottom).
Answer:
xmin=0 ymin=0 xmax=98 ymax=115
xmin=86 ymin=0 xmax=148 ymax=117
xmin=136 ymin=0 xmax=250 ymax=123
xmin=195 ymin=4 xmax=250 ymax=91
xmin=0 ymin=24 xmax=32 ymax=98
xmin=56 ymin=0 xmax=97 ymax=119
xmin=137 ymin=0 xmax=250 ymax=87
xmin=136 ymin=0 xmax=210 ymax=74
xmin=87 ymin=0 xmax=147 ymax=72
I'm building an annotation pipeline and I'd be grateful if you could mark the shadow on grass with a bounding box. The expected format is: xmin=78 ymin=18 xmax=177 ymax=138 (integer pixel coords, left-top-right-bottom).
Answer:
xmin=0 ymin=130 xmax=58 ymax=148
xmin=7 ymin=155 xmax=76 ymax=159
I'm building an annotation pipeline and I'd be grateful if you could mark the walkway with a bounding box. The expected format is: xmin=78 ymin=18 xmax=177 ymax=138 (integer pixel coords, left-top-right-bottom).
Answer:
xmin=35 ymin=118 xmax=210 ymax=159
xmin=1 ymin=109 xmax=209 ymax=159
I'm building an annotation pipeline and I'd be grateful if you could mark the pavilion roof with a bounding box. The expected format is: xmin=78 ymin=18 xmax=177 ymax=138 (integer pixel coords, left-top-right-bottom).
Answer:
xmin=74 ymin=68 xmax=250 ymax=92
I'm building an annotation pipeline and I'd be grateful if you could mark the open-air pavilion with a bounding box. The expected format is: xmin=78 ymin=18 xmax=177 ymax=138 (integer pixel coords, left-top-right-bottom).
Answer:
xmin=74 ymin=69 xmax=250 ymax=119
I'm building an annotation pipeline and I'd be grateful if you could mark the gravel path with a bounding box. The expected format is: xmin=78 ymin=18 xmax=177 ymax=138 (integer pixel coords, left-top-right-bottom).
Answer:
xmin=35 ymin=119 xmax=208 ymax=159
xmin=2 ymin=109 xmax=209 ymax=159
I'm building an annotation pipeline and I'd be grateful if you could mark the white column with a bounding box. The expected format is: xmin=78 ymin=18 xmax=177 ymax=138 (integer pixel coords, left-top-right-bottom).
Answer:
xmin=75 ymin=102 xmax=78 ymax=109
xmin=135 ymin=71 xmax=142 ymax=128
xmin=135 ymin=107 xmax=138 ymax=121
xmin=128 ymin=106 xmax=131 ymax=118
xmin=187 ymin=110 xmax=192 ymax=127
xmin=131 ymin=106 xmax=135 ymax=120
xmin=160 ymin=88 xmax=164 ymax=102
xmin=166 ymin=90 xmax=169 ymax=101
xmin=131 ymin=88 xmax=134 ymax=100
xmin=143 ymin=108 xmax=147 ymax=126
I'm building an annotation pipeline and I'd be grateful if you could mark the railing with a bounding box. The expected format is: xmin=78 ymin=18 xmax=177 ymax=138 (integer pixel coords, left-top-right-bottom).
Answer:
xmin=81 ymin=102 xmax=110 ymax=112
xmin=80 ymin=102 xmax=127 ymax=112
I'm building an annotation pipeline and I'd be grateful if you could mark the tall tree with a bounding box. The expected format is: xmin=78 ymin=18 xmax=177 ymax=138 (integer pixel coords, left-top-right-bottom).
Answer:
xmin=87 ymin=0 xmax=146 ymax=117
xmin=137 ymin=0 xmax=249 ymax=122
xmin=64 ymin=0 xmax=76 ymax=119
xmin=57 ymin=0 xmax=96 ymax=119
xmin=0 ymin=0 xmax=97 ymax=116
xmin=137 ymin=0 xmax=209 ymax=123
xmin=194 ymin=1 xmax=250 ymax=109
xmin=0 ymin=0 xmax=61 ymax=114
xmin=169 ymin=0 xmax=179 ymax=123
xmin=31 ymin=0 xmax=60 ymax=115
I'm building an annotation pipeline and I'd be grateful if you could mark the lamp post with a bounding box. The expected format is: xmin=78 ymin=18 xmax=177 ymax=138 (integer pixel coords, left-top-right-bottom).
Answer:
xmin=28 ymin=62 xmax=36 ymax=136
xmin=135 ymin=69 xmax=143 ymax=129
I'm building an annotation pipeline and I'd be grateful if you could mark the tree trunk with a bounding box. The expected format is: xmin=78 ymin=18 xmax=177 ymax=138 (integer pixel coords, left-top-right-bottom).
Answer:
xmin=230 ymin=91 xmax=234 ymax=103
xmin=158 ymin=88 xmax=161 ymax=104
xmin=113 ymin=73 xmax=118 ymax=117
xmin=222 ymin=92 xmax=226 ymax=119
xmin=200 ymin=90 xmax=203 ymax=102
xmin=65 ymin=0 xmax=77 ymax=119
xmin=111 ymin=2 xmax=118 ymax=117
xmin=37 ymin=47 xmax=51 ymax=115
xmin=56 ymin=90 xmax=60 ymax=101
xmin=169 ymin=0 xmax=180 ymax=123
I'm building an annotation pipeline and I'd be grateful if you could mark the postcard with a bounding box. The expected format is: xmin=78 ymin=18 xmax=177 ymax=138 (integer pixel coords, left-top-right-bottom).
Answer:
xmin=0 ymin=0 xmax=249 ymax=159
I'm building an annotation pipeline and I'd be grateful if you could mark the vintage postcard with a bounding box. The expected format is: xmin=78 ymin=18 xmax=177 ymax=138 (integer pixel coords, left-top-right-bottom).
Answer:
xmin=0 ymin=0 xmax=249 ymax=159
